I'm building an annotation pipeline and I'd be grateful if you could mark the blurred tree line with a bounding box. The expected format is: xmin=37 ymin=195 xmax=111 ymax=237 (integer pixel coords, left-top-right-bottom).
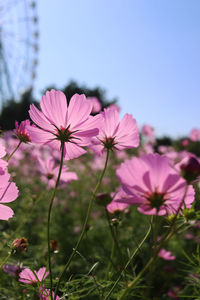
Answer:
xmin=0 ymin=80 xmax=117 ymax=130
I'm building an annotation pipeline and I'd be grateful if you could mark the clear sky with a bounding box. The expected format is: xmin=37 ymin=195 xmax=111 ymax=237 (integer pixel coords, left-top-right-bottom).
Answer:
xmin=34 ymin=0 xmax=200 ymax=138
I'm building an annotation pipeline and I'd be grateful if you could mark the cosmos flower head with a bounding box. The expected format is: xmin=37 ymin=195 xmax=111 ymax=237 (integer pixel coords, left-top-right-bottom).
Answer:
xmin=158 ymin=248 xmax=176 ymax=260
xmin=27 ymin=89 xmax=101 ymax=160
xmin=141 ymin=124 xmax=155 ymax=138
xmin=0 ymin=172 xmax=19 ymax=220
xmin=106 ymin=188 xmax=129 ymax=214
xmin=116 ymin=153 xmax=194 ymax=216
xmin=19 ymin=267 xmax=49 ymax=285
xmin=189 ymin=128 xmax=200 ymax=142
xmin=14 ymin=120 xmax=32 ymax=143
xmin=36 ymin=155 xmax=78 ymax=189
xmin=0 ymin=141 xmax=7 ymax=174
xmin=91 ymin=107 xmax=139 ymax=155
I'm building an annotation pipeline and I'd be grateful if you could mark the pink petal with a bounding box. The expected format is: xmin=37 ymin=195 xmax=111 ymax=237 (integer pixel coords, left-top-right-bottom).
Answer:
xmin=29 ymin=104 xmax=53 ymax=131
xmin=40 ymin=90 xmax=67 ymax=128
xmin=102 ymin=108 xmax=119 ymax=137
xmin=19 ymin=268 xmax=36 ymax=284
xmin=27 ymin=126 xmax=55 ymax=145
xmin=36 ymin=267 xmax=49 ymax=281
xmin=0 ymin=204 xmax=14 ymax=220
xmin=0 ymin=182 xmax=18 ymax=203
xmin=64 ymin=143 xmax=86 ymax=160
xmin=67 ymin=94 xmax=92 ymax=129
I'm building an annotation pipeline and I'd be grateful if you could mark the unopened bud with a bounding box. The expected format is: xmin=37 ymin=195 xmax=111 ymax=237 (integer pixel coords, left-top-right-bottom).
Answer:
xmin=12 ymin=238 xmax=28 ymax=252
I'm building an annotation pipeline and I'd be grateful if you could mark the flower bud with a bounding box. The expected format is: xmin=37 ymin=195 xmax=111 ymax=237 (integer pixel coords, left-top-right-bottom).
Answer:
xmin=12 ymin=238 xmax=28 ymax=252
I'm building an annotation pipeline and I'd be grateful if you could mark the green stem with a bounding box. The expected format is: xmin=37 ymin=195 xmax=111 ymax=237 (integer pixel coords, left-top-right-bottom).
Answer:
xmin=54 ymin=149 xmax=110 ymax=299
xmin=119 ymin=185 xmax=189 ymax=299
xmin=105 ymin=209 xmax=125 ymax=271
xmin=107 ymin=240 xmax=115 ymax=278
xmin=6 ymin=141 xmax=22 ymax=162
xmin=104 ymin=220 xmax=152 ymax=300
xmin=0 ymin=249 xmax=14 ymax=269
xmin=48 ymin=141 xmax=65 ymax=300
xmin=119 ymin=222 xmax=185 ymax=300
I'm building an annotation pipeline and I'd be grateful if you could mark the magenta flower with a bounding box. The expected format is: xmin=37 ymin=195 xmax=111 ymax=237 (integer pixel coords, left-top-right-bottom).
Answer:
xmin=87 ymin=96 xmax=102 ymax=113
xmin=182 ymin=139 xmax=189 ymax=147
xmin=116 ymin=153 xmax=194 ymax=215
xmin=19 ymin=267 xmax=49 ymax=285
xmin=158 ymin=248 xmax=176 ymax=260
xmin=36 ymin=155 xmax=78 ymax=189
xmin=91 ymin=107 xmax=139 ymax=154
xmin=0 ymin=172 xmax=19 ymax=220
xmin=14 ymin=120 xmax=32 ymax=143
xmin=27 ymin=89 xmax=101 ymax=160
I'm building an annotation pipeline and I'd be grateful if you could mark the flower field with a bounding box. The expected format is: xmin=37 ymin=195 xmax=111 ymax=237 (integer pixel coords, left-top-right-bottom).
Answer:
xmin=0 ymin=90 xmax=200 ymax=299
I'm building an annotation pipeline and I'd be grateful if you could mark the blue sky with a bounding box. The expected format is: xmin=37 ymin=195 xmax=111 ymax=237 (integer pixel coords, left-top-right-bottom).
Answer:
xmin=34 ymin=0 xmax=200 ymax=138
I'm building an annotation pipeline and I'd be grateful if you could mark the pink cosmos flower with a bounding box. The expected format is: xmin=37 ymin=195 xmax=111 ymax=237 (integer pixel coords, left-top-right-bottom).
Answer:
xmin=141 ymin=124 xmax=154 ymax=138
xmin=36 ymin=155 xmax=78 ymax=189
xmin=106 ymin=188 xmax=129 ymax=214
xmin=0 ymin=142 xmax=7 ymax=174
xmin=14 ymin=120 xmax=32 ymax=143
xmin=19 ymin=267 xmax=49 ymax=285
xmin=27 ymin=89 xmax=101 ymax=160
xmin=189 ymin=128 xmax=200 ymax=142
xmin=116 ymin=153 xmax=194 ymax=216
xmin=39 ymin=288 xmax=60 ymax=299
xmin=91 ymin=107 xmax=139 ymax=155
xmin=158 ymin=248 xmax=176 ymax=260
xmin=87 ymin=96 xmax=102 ymax=113
xmin=0 ymin=172 xmax=19 ymax=220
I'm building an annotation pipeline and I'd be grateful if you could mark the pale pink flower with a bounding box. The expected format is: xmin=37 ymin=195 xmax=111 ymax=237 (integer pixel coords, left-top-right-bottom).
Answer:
xmin=36 ymin=156 xmax=78 ymax=189
xmin=91 ymin=107 xmax=139 ymax=155
xmin=189 ymin=128 xmax=200 ymax=142
xmin=27 ymin=89 xmax=101 ymax=160
xmin=0 ymin=142 xmax=7 ymax=174
xmin=158 ymin=248 xmax=176 ymax=260
xmin=107 ymin=188 xmax=129 ymax=214
xmin=87 ymin=96 xmax=102 ymax=113
xmin=116 ymin=153 xmax=194 ymax=216
xmin=141 ymin=124 xmax=154 ymax=138
xmin=39 ymin=288 xmax=60 ymax=299
xmin=0 ymin=172 xmax=19 ymax=220
xmin=14 ymin=120 xmax=32 ymax=143
xmin=108 ymin=103 xmax=121 ymax=112
xmin=19 ymin=267 xmax=49 ymax=285
xmin=0 ymin=140 xmax=6 ymax=158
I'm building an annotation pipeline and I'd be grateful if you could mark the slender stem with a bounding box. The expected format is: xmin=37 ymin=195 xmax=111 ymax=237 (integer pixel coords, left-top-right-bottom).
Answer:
xmin=0 ymin=249 xmax=14 ymax=269
xmin=6 ymin=141 xmax=22 ymax=162
xmin=105 ymin=209 xmax=125 ymax=270
xmin=107 ymin=240 xmax=115 ymax=278
xmin=54 ymin=149 xmax=110 ymax=299
xmin=104 ymin=220 xmax=152 ymax=300
xmin=47 ymin=141 xmax=65 ymax=300
xmin=119 ymin=222 xmax=186 ymax=300
xmin=118 ymin=185 xmax=189 ymax=299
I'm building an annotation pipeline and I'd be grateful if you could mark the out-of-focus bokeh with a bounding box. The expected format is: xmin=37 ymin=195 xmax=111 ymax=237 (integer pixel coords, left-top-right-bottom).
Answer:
xmin=1 ymin=0 xmax=200 ymax=137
